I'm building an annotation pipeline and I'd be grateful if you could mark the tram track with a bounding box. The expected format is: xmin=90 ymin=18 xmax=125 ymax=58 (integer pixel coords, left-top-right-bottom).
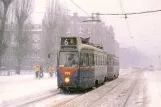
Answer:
xmin=52 ymin=70 xmax=136 ymax=107
xmin=47 ymin=80 xmax=121 ymax=107
xmin=87 ymin=73 xmax=139 ymax=107
xmin=52 ymin=79 xmax=124 ymax=107
xmin=122 ymin=73 xmax=141 ymax=107
xmin=1 ymin=70 xmax=134 ymax=107
xmin=88 ymin=71 xmax=141 ymax=107
xmin=1 ymin=89 xmax=60 ymax=107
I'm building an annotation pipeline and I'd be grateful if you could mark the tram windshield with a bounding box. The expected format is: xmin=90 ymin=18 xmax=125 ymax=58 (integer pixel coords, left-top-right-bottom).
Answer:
xmin=59 ymin=52 xmax=78 ymax=67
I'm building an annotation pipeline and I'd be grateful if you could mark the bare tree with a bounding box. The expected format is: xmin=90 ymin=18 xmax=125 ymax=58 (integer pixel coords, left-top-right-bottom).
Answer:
xmin=13 ymin=0 xmax=34 ymax=74
xmin=0 ymin=0 xmax=13 ymax=72
xmin=43 ymin=0 xmax=69 ymax=67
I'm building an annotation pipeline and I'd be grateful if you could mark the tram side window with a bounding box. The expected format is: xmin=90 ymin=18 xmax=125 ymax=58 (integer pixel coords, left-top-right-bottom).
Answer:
xmin=114 ymin=59 xmax=116 ymax=66
xmin=109 ymin=58 xmax=112 ymax=66
xmin=105 ymin=56 xmax=107 ymax=65
xmin=100 ymin=55 xmax=102 ymax=65
xmin=89 ymin=54 xmax=94 ymax=66
xmin=102 ymin=56 xmax=104 ymax=65
xmin=99 ymin=55 xmax=102 ymax=65
xmin=109 ymin=58 xmax=111 ymax=66
xmin=86 ymin=53 xmax=89 ymax=66
xmin=80 ymin=53 xmax=89 ymax=67
xmin=80 ymin=53 xmax=85 ymax=67
xmin=80 ymin=53 xmax=84 ymax=66
xmin=111 ymin=58 xmax=114 ymax=66
xmin=99 ymin=55 xmax=101 ymax=65
xmin=92 ymin=54 xmax=94 ymax=66
xmin=95 ymin=54 xmax=98 ymax=66
xmin=108 ymin=58 xmax=111 ymax=66
xmin=105 ymin=57 xmax=107 ymax=65
xmin=97 ymin=55 xmax=99 ymax=66
xmin=97 ymin=55 xmax=98 ymax=66
xmin=103 ymin=56 xmax=104 ymax=65
xmin=103 ymin=56 xmax=105 ymax=65
xmin=102 ymin=57 xmax=104 ymax=65
xmin=106 ymin=57 xmax=108 ymax=65
xmin=100 ymin=56 xmax=102 ymax=65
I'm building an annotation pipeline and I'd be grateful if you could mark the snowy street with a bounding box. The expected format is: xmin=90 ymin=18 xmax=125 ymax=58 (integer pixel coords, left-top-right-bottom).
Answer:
xmin=0 ymin=69 xmax=130 ymax=107
xmin=0 ymin=73 xmax=58 ymax=107
xmin=52 ymin=70 xmax=161 ymax=107
xmin=1 ymin=69 xmax=161 ymax=107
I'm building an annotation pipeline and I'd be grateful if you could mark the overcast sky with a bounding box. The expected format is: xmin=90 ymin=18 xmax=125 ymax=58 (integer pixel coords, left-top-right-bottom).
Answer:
xmin=32 ymin=0 xmax=161 ymax=56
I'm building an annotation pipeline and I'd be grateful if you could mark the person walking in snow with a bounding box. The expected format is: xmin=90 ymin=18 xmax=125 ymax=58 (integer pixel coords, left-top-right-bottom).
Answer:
xmin=35 ymin=65 xmax=40 ymax=78
xmin=49 ymin=65 xmax=54 ymax=78
xmin=39 ymin=65 xmax=44 ymax=78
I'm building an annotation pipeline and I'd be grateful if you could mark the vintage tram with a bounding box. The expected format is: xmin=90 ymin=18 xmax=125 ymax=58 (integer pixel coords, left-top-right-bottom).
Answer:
xmin=57 ymin=37 xmax=119 ymax=91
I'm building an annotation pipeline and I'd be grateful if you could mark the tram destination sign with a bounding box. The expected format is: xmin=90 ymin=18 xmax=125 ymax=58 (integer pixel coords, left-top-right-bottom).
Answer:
xmin=61 ymin=38 xmax=77 ymax=46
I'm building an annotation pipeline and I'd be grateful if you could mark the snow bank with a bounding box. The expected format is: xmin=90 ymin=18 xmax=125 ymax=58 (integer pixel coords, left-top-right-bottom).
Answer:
xmin=0 ymin=73 xmax=58 ymax=106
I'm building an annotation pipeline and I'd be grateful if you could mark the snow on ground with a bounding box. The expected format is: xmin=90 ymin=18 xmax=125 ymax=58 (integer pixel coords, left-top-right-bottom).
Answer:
xmin=0 ymin=69 xmax=130 ymax=106
xmin=0 ymin=72 xmax=58 ymax=106
xmin=125 ymin=70 xmax=161 ymax=107
xmin=49 ymin=70 xmax=161 ymax=107
xmin=119 ymin=68 xmax=132 ymax=76
xmin=58 ymin=70 xmax=138 ymax=107
xmin=22 ymin=93 xmax=80 ymax=107
xmin=0 ymin=70 xmax=34 ymax=76
xmin=144 ymin=71 xmax=161 ymax=107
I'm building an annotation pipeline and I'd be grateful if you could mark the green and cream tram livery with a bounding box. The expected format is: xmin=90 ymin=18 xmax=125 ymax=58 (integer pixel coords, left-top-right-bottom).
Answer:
xmin=57 ymin=37 xmax=119 ymax=91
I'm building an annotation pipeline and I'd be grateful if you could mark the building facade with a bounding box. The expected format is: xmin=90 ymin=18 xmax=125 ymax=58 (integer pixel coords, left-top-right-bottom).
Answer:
xmin=1 ymin=13 xmax=119 ymax=72
xmin=66 ymin=13 xmax=119 ymax=56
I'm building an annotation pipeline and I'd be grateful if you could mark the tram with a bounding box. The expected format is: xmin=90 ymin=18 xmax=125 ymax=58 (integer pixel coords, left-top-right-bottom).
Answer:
xmin=56 ymin=37 xmax=119 ymax=91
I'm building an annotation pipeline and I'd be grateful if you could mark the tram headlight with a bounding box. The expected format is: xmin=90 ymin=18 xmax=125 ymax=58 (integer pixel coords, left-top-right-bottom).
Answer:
xmin=64 ymin=77 xmax=70 ymax=83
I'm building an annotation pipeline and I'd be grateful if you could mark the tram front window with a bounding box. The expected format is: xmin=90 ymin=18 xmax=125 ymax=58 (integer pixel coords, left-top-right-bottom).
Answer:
xmin=59 ymin=52 xmax=78 ymax=67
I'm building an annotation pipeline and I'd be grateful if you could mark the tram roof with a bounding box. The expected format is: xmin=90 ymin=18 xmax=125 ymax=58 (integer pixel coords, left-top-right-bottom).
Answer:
xmin=107 ymin=54 xmax=119 ymax=58
xmin=78 ymin=44 xmax=106 ymax=53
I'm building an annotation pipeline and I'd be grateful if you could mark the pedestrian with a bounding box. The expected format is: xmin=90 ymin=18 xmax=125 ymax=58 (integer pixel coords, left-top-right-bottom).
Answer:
xmin=35 ymin=65 xmax=40 ymax=78
xmin=39 ymin=65 xmax=44 ymax=78
xmin=49 ymin=65 xmax=54 ymax=78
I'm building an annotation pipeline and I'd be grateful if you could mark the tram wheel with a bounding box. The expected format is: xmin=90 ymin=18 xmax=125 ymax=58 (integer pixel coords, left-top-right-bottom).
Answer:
xmin=104 ymin=77 xmax=107 ymax=82
xmin=95 ymin=80 xmax=99 ymax=87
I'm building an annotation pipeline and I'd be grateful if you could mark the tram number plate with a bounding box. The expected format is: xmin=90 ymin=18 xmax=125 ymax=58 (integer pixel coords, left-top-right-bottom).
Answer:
xmin=61 ymin=38 xmax=77 ymax=46
xmin=65 ymin=72 xmax=71 ymax=75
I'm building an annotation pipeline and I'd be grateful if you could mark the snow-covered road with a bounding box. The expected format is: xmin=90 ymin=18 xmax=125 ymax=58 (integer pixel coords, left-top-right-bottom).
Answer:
xmin=0 ymin=73 xmax=58 ymax=107
xmin=51 ymin=70 xmax=161 ymax=107
xmin=2 ymin=69 xmax=161 ymax=107
xmin=0 ymin=69 xmax=132 ymax=107
xmin=56 ymin=69 xmax=138 ymax=107
xmin=22 ymin=69 xmax=133 ymax=107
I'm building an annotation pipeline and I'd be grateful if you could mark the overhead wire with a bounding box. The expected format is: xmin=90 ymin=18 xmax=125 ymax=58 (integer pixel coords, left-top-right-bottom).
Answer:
xmin=69 ymin=0 xmax=91 ymax=17
xmin=69 ymin=0 xmax=106 ymax=44
xmin=98 ymin=9 xmax=161 ymax=16
xmin=117 ymin=0 xmax=136 ymax=49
